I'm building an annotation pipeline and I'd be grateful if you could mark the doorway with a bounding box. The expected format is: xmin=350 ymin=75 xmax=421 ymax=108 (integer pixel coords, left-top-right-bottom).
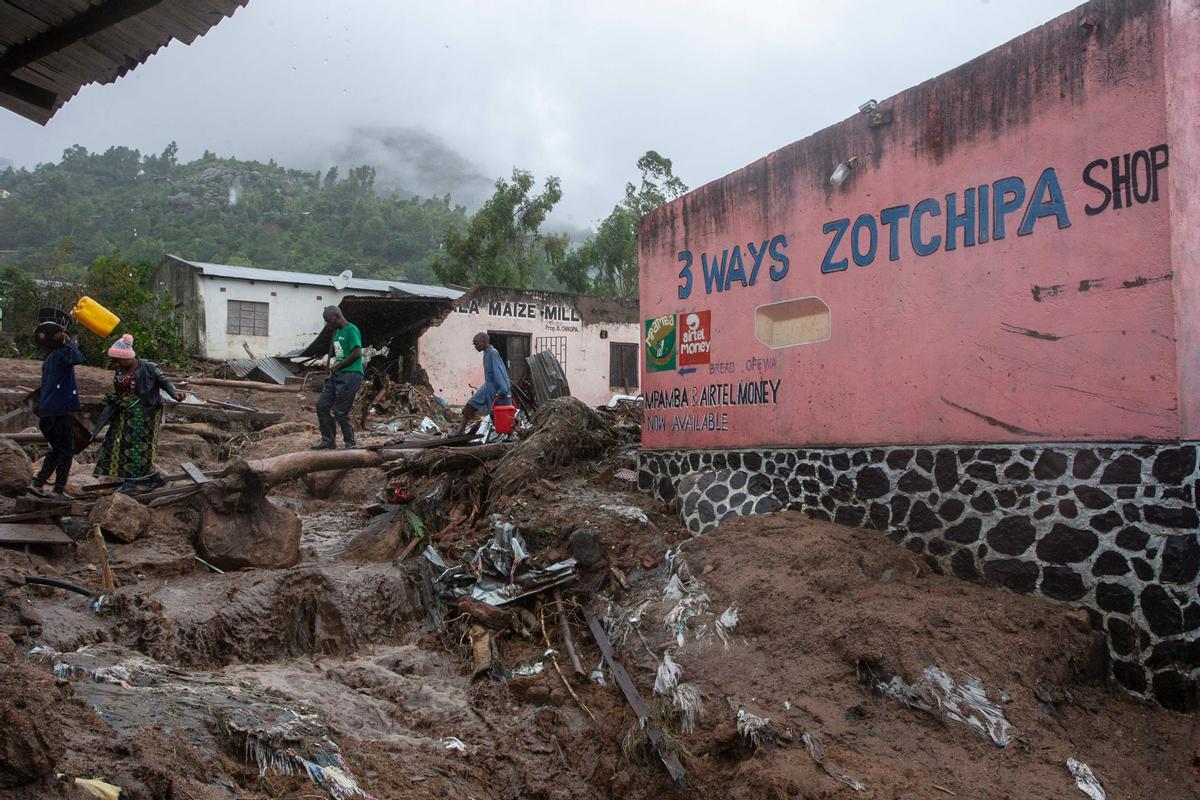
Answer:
xmin=487 ymin=331 xmax=531 ymax=388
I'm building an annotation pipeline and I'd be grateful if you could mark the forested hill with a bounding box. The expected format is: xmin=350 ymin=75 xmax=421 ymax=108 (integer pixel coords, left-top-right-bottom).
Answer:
xmin=0 ymin=143 xmax=468 ymax=283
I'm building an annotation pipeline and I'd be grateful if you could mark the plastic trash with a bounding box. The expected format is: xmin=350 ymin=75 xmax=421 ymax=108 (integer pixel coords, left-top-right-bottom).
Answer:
xmin=70 ymin=777 xmax=122 ymax=800
xmin=442 ymin=737 xmax=468 ymax=752
xmin=418 ymin=416 xmax=441 ymax=434
xmin=1067 ymin=758 xmax=1106 ymax=800
xmin=601 ymin=504 xmax=650 ymax=525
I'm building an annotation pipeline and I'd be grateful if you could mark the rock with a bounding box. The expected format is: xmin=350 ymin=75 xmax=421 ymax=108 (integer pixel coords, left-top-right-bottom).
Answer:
xmin=1073 ymin=450 xmax=1101 ymax=479
xmin=196 ymin=494 xmax=301 ymax=570
xmin=986 ymin=517 xmax=1036 ymax=556
xmin=1151 ymin=447 xmax=1196 ymax=485
xmin=1040 ymin=566 xmax=1087 ymax=601
xmin=0 ymin=439 xmax=32 ymax=497
xmin=1106 ymin=617 xmax=1137 ymax=655
xmin=1143 ymin=505 xmax=1200 ymax=529
xmin=1035 ymin=524 xmax=1099 ymax=564
xmin=945 ymin=518 xmax=982 ymax=543
xmin=1073 ymin=485 xmax=1114 ymax=509
xmin=88 ymin=492 xmax=150 ymax=543
xmin=1032 ymin=450 xmax=1067 ymax=480
xmin=568 ymin=529 xmax=603 ymax=568
xmin=1100 ymin=454 xmax=1142 ymax=484
xmin=897 ymin=470 xmax=933 ymax=494
xmin=931 ymin=453 xmax=960 ymax=491
xmin=982 ymin=558 xmax=1039 ymax=594
xmin=1092 ymin=550 xmax=1129 ymax=577
xmin=886 ymin=449 xmax=913 ymax=469
xmin=339 ymin=512 xmax=403 ymax=562
xmin=0 ymin=633 xmax=13 ymax=663
xmin=1116 ymin=526 xmax=1149 ymax=551
xmin=951 ymin=549 xmax=977 ymax=580
xmin=1141 ymin=585 xmax=1184 ymax=637
xmin=854 ymin=466 xmax=889 ymax=499
xmin=1160 ymin=534 xmax=1200 ymax=584
xmin=907 ymin=501 xmax=940 ymax=533
xmin=1095 ymin=583 xmax=1135 ymax=614
xmin=1112 ymin=660 xmax=1147 ymax=693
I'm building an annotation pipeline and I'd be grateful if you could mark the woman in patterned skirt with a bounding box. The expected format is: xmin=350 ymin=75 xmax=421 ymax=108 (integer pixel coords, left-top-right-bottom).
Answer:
xmin=93 ymin=333 xmax=182 ymax=494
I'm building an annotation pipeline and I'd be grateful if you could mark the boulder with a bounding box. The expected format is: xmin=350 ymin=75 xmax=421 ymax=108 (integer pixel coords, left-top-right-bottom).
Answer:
xmin=339 ymin=511 xmax=403 ymax=562
xmin=196 ymin=493 xmax=300 ymax=570
xmin=0 ymin=439 xmax=32 ymax=496
xmin=88 ymin=492 xmax=150 ymax=543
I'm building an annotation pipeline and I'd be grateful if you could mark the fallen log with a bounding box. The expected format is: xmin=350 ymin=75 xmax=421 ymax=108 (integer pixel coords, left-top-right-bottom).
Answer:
xmin=458 ymin=596 xmax=514 ymax=630
xmin=384 ymin=442 xmax=510 ymax=478
xmin=181 ymin=377 xmax=299 ymax=393
xmin=162 ymin=422 xmax=231 ymax=442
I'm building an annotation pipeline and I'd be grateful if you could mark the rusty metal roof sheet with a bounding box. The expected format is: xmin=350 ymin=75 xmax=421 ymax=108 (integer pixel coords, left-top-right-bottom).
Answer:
xmin=1 ymin=0 xmax=250 ymax=125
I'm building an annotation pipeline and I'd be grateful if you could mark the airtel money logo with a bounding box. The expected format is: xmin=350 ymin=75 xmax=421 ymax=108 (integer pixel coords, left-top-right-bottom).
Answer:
xmin=678 ymin=310 xmax=711 ymax=366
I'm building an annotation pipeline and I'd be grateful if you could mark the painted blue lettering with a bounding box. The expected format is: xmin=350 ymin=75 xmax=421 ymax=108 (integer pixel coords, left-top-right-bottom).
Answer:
xmin=880 ymin=205 xmax=910 ymax=262
xmin=677 ymin=251 xmax=693 ymax=299
xmin=911 ymin=199 xmax=942 ymax=256
xmin=746 ymin=239 xmax=768 ymax=284
xmin=944 ymin=188 xmax=976 ymax=251
xmin=1018 ymin=167 xmax=1071 ymax=236
xmin=977 ymin=184 xmax=989 ymax=244
xmin=820 ymin=220 xmax=849 ymax=273
xmin=769 ymin=234 xmax=789 ymax=281
xmin=991 ymin=177 xmax=1025 ymax=241
xmin=702 ymin=250 xmax=729 ymax=293
xmin=851 ymin=214 xmax=878 ymax=266
xmin=724 ymin=245 xmax=748 ymax=290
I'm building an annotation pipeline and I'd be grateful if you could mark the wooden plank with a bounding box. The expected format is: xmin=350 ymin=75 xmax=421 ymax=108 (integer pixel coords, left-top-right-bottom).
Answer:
xmin=180 ymin=462 xmax=210 ymax=484
xmin=583 ymin=607 xmax=686 ymax=788
xmin=0 ymin=523 xmax=73 ymax=546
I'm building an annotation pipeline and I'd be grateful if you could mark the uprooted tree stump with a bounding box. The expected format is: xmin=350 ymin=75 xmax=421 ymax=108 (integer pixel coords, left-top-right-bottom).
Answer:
xmin=194 ymin=444 xmax=510 ymax=570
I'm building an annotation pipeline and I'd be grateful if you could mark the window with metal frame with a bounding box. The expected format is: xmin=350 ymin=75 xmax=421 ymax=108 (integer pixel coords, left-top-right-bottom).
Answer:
xmin=534 ymin=335 xmax=567 ymax=367
xmin=226 ymin=299 xmax=269 ymax=336
xmin=609 ymin=342 xmax=638 ymax=389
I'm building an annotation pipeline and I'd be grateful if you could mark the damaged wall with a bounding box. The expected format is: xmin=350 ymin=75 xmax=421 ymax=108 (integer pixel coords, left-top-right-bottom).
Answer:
xmin=637 ymin=0 xmax=1200 ymax=711
xmin=638 ymin=0 xmax=1194 ymax=449
xmin=421 ymin=286 xmax=640 ymax=407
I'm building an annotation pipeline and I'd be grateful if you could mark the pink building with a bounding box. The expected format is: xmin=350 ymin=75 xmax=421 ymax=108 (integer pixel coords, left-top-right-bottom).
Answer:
xmin=638 ymin=0 xmax=1199 ymax=710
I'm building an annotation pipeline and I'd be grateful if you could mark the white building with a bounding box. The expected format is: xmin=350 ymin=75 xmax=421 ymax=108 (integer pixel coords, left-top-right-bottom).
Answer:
xmin=154 ymin=257 xmax=641 ymax=407
xmin=153 ymin=255 xmax=461 ymax=361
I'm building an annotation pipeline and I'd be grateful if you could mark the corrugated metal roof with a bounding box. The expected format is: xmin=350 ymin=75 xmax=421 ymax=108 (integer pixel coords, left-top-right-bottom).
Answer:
xmin=218 ymin=357 xmax=293 ymax=385
xmin=166 ymin=255 xmax=463 ymax=300
xmin=1 ymin=1 xmax=250 ymax=125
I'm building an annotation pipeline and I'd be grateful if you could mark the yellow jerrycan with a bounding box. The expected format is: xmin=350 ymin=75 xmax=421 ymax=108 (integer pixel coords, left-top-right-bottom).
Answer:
xmin=70 ymin=296 xmax=120 ymax=337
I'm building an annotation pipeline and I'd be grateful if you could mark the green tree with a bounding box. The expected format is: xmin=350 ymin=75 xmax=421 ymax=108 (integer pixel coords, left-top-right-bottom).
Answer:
xmin=556 ymin=150 xmax=687 ymax=297
xmin=433 ymin=169 xmax=568 ymax=288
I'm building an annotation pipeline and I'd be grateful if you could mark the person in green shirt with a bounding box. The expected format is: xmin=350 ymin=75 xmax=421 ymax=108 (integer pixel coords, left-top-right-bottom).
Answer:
xmin=311 ymin=305 xmax=364 ymax=450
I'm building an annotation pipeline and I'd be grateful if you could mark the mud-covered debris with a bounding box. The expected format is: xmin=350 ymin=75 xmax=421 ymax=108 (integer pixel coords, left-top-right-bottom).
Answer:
xmin=427 ymin=517 xmax=576 ymax=606
xmin=1067 ymin=758 xmax=1106 ymax=800
xmin=0 ymin=437 xmax=33 ymax=496
xmin=877 ymin=666 xmax=1013 ymax=747
xmin=33 ymin=643 xmax=374 ymax=800
xmin=802 ymin=731 xmax=866 ymax=792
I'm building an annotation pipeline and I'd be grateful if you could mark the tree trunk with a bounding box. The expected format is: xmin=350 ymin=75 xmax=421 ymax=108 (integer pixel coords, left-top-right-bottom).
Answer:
xmin=182 ymin=377 xmax=299 ymax=393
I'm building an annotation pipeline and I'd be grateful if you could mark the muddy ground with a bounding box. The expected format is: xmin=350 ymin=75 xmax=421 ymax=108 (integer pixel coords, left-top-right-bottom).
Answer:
xmin=1 ymin=358 xmax=1197 ymax=799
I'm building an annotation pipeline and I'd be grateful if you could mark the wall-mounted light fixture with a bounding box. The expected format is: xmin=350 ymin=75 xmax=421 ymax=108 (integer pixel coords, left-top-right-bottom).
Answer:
xmin=860 ymin=98 xmax=893 ymax=128
xmin=829 ymin=156 xmax=859 ymax=188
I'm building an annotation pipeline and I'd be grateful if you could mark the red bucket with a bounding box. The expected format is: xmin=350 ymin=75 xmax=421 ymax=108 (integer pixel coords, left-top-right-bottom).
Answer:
xmin=492 ymin=399 xmax=517 ymax=434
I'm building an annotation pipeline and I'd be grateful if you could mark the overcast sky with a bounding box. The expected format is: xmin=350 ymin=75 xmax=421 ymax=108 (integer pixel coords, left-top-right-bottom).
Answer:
xmin=0 ymin=0 xmax=1082 ymax=226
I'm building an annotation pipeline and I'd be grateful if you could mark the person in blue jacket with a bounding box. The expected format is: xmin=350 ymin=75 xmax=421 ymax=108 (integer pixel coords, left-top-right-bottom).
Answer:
xmin=457 ymin=332 xmax=511 ymax=434
xmin=30 ymin=321 xmax=83 ymax=500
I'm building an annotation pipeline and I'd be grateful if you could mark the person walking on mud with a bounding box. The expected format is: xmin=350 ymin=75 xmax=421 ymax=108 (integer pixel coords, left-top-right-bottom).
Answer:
xmin=456 ymin=332 xmax=511 ymax=435
xmin=311 ymin=305 xmax=364 ymax=450
xmin=93 ymin=333 xmax=183 ymax=494
xmin=29 ymin=321 xmax=83 ymax=500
